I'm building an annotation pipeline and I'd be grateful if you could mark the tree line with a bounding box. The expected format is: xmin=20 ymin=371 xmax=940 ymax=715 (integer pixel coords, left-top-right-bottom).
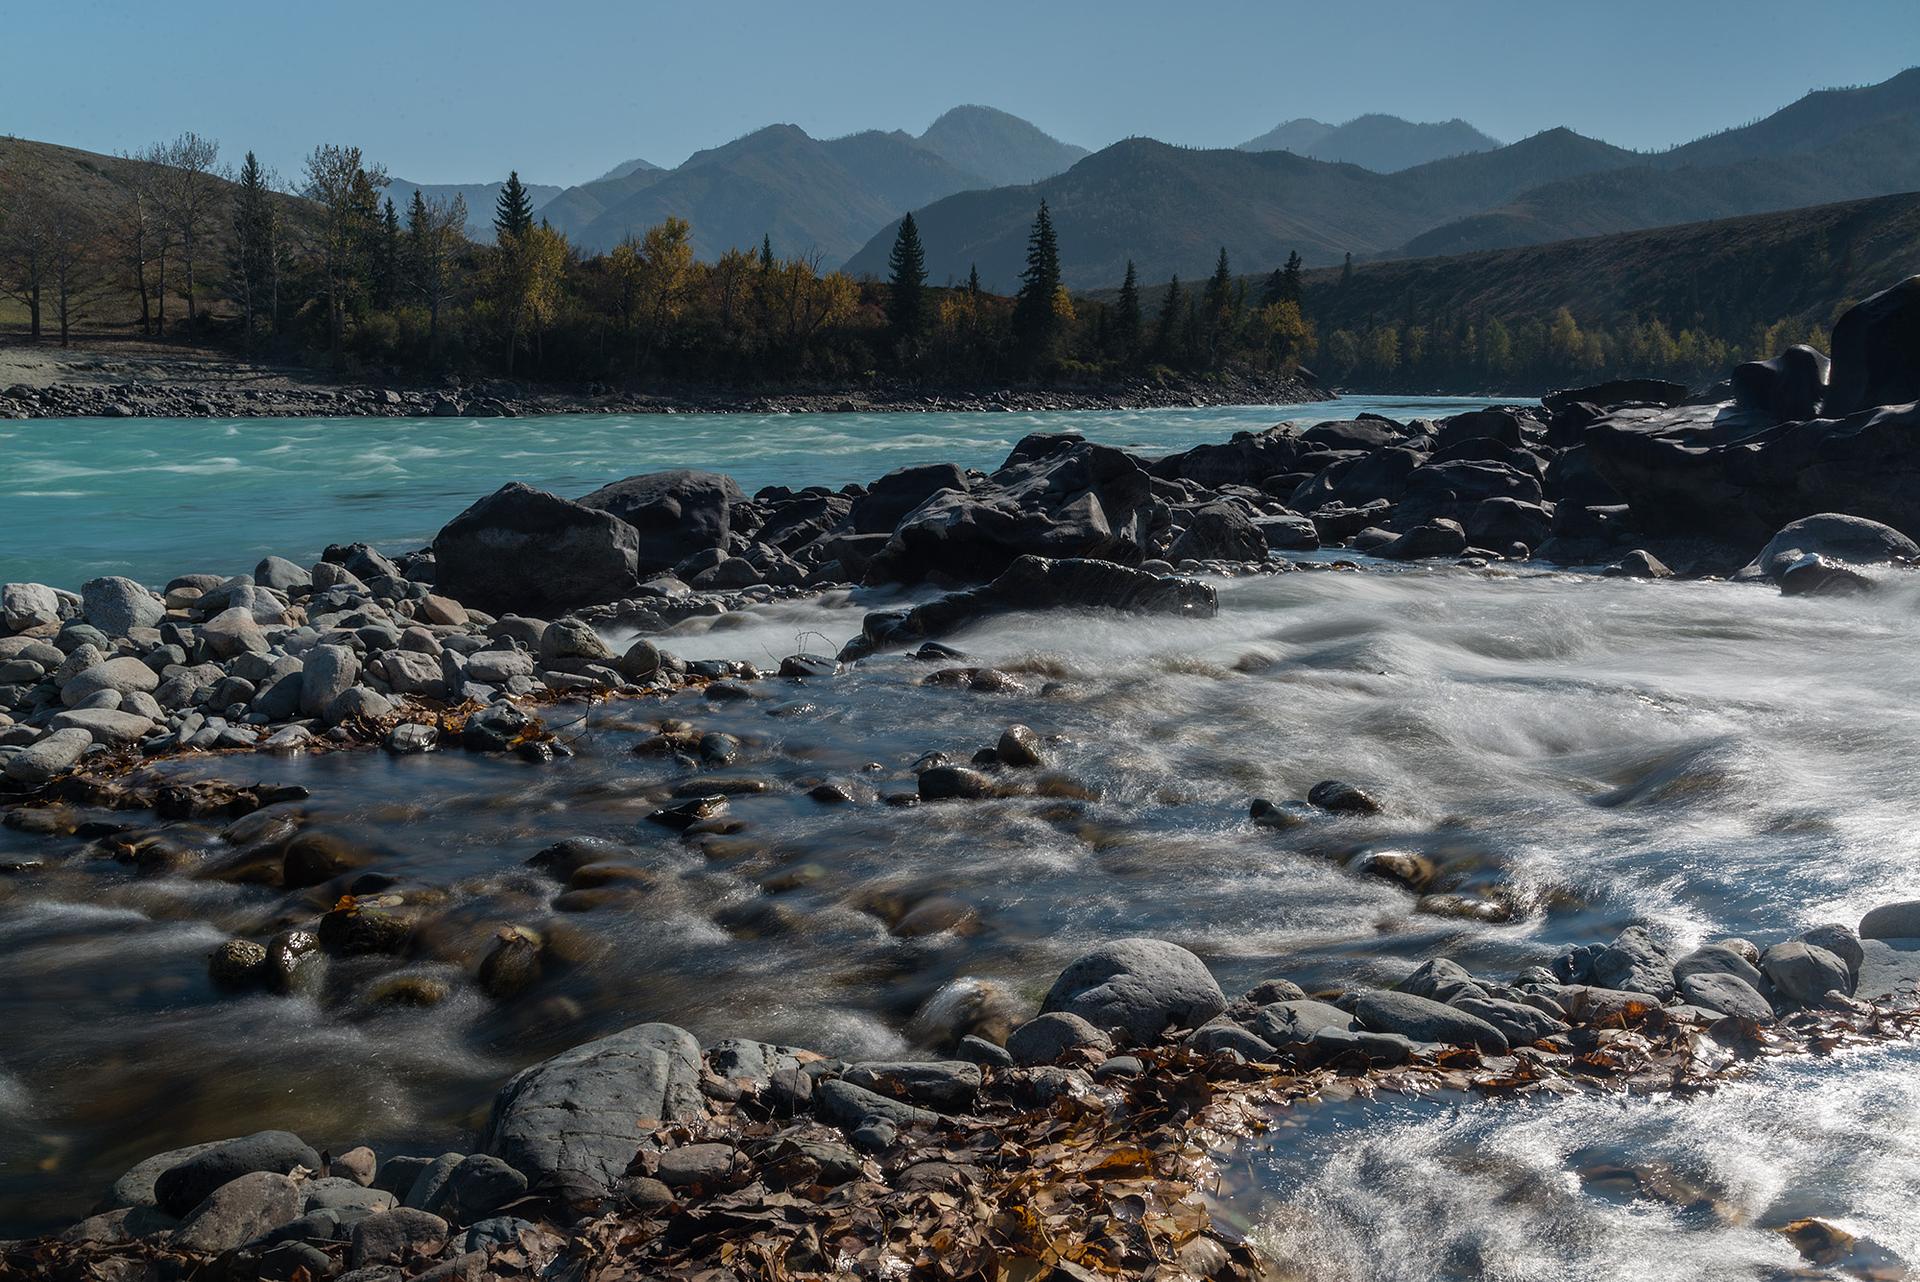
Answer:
xmin=0 ymin=132 xmax=1833 ymax=394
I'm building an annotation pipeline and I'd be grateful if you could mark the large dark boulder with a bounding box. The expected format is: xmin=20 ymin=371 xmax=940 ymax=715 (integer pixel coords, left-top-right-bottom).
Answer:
xmin=1168 ymin=503 xmax=1268 ymax=562
xmin=1467 ymin=497 xmax=1553 ymax=549
xmin=846 ymin=555 xmax=1216 ymax=657
xmin=1395 ymin=459 xmax=1542 ymax=527
xmin=1736 ymin=513 xmax=1920 ymax=582
xmin=1299 ymin=416 xmax=1406 ymax=452
xmin=1542 ymin=378 xmax=1689 ymax=416
xmin=1586 ymin=400 xmax=1920 ymax=542
xmin=849 ymin=463 xmax=972 ymax=534
xmin=1433 ymin=408 xmax=1526 ymax=450
xmin=871 ymin=443 xmax=1154 ymax=584
xmin=1151 ymin=427 xmax=1307 ymax=488
xmin=1041 ymin=939 xmax=1227 ymax=1044
xmin=153 ymin=1131 xmax=323 ymax=1218
xmin=432 ymin=483 xmax=639 ymax=615
xmin=1731 ymin=345 xmax=1830 ymax=422
xmin=484 ymin=1022 xmax=706 ymax=1200
xmin=1825 ymin=275 xmax=1920 ymax=417
xmin=1289 ymin=446 xmax=1423 ymax=511
xmin=576 ymin=470 xmax=745 ymax=573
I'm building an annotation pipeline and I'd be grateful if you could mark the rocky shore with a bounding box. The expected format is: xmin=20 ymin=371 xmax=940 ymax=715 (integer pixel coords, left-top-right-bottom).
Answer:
xmin=0 ymin=365 xmax=1330 ymax=421
xmin=4 ymin=276 xmax=1920 ymax=1277
xmin=5 ymin=920 xmax=1917 ymax=1280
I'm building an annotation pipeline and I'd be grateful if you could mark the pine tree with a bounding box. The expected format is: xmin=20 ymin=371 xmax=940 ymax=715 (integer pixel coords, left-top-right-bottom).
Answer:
xmin=1152 ymin=274 xmax=1184 ymax=366
xmin=1282 ymin=250 xmax=1304 ymax=302
xmin=760 ymin=234 xmax=774 ymax=271
xmin=1011 ymin=199 xmax=1063 ymax=366
xmin=494 ymin=171 xmax=534 ymax=243
xmin=1201 ymin=246 xmax=1233 ymax=367
xmin=227 ymin=150 xmax=277 ymax=347
xmin=967 ymin=263 xmax=981 ymax=297
xmin=1113 ymin=259 xmax=1141 ymax=363
xmin=1260 ymin=250 xmax=1304 ymax=308
xmin=886 ymin=211 xmax=927 ymax=349
xmin=374 ymin=196 xmax=402 ymax=310
xmin=1340 ymin=251 xmax=1353 ymax=288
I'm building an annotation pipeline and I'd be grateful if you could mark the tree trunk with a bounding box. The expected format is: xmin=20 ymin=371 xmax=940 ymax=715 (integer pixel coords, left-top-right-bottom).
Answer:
xmin=27 ymin=285 xmax=41 ymax=341
xmin=155 ymin=247 xmax=168 ymax=337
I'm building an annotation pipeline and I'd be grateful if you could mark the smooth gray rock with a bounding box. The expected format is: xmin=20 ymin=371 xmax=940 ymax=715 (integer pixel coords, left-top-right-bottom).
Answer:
xmin=302 ymin=645 xmax=361 ymax=717
xmin=170 ymin=1171 xmax=303 ymax=1253
xmin=483 ymin=1022 xmax=706 ymax=1199
xmin=81 ymin=576 xmax=164 ymax=637
xmin=2 ymin=582 xmax=61 ymax=632
xmin=4 ymin=726 xmax=94 ymax=783
xmin=1005 ymin=1011 xmax=1114 ymax=1065
xmin=1800 ymin=924 xmax=1865 ymax=981
xmin=304 ymin=1177 xmax=397 ymax=1215
xmin=153 ymin=1130 xmax=323 ymax=1218
xmin=1188 ymin=1017 xmax=1278 ymax=1060
xmin=841 ymin=1061 xmax=982 ymax=1113
xmin=347 ymin=1207 xmax=450 ymax=1269
xmin=1760 ymin=940 xmax=1853 ymax=1007
xmin=1397 ymin=958 xmax=1487 ymax=1005
xmin=1861 ymin=900 xmax=1920 ymax=942
xmin=426 ymin=1155 xmax=527 ymax=1222
xmin=1679 ymin=972 xmax=1775 ymax=1021
xmin=202 ymin=607 xmax=270 ymax=658
xmin=1450 ymin=996 xmax=1568 ymax=1044
xmin=1590 ymin=926 xmax=1676 ymax=1000
xmin=1673 ymin=943 xmax=1768 ymax=993
xmin=1350 ymin=989 xmax=1509 ymax=1053
xmin=48 ymin=707 xmax=154 ymax=748
xmin=814 ymin=1079 xmax=940 ymax=1129
xmin=103 ymin=1141 xmax=223 ymax=1211
xmin=434 ymin=482 xmax=641 ymax=615
xmin=1040 ymin=937 xmax=1227 ymax=1043
xmin=256 ymin=556 xmax=313 ymax=592
xmin=60 ymin=656 xmax=159 ymax=707
xmin=1738 ymin=513 xmax=1918 ymax=583
xmin=1247 ymin=999 xmax=1359 ymax=1046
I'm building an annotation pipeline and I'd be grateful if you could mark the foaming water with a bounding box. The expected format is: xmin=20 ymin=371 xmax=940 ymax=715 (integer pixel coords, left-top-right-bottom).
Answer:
xmin=3 ymin=563 xmax=1919 ymax=1247
xmin=0 ymin=397 xmax=1483 ymax=588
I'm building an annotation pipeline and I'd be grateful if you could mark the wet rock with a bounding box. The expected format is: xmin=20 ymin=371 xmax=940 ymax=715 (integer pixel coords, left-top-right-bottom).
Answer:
xmin=154 ymin=1130 xmax=323 ymax=1218
xmin=332 ymin=1147 xmax=378 ymax=1187
xmin=1040 ymin=938 xmax=1226 ymax=1044
xmin=462 ymin=701 xmax=535 ymax=753
xmin=348 ymin=1207 xmax=450 ymax=1269
xmin=1823 ymin=273 xmax=1920 ymax=417
xmin=433 ymin=482 xmax=640 ymax=616
xmin=539 ymin=618 xmax=612 ymax=663
xmin=618 ymin=639 xmax=662 ymax=681
xmin=918 ymin=765 xmax=996 ymax=801
xmin=426 ymin=1155 xmax=528 ymax=1222
xmin=1349 ymin=989 xmax=1509 ymax=1053
xmin=1450 ymin=996 xmax=1568 ymax=1044
xmin=484 ymin=1022 xmax=706 ymax=1199
xmin=478 ymin=926 xmax=543 ymax=999
xmin=1006 ymin=1011 xmax=1114 ymax=1065
xmin=1188 ymin=1017 xmax=1277 ymax=1060
xmin=648 ymin=795 xmax=728 ymax=829
xmin=1731 ymin=344 xmax=1830 ymax=421
xmin=209 ymin=939 xmax=269 ymax=987
xmin=170 ymin=1170 xmax=303 ymax=1253
xmin=318 ymin=902 xmax=415 ymax=956
xmin=387 ymin=723 xmax=439 ymax=755
xmin=1760 ymin=939 xmax=1853 ymax=1007
xmin=997 ymin=724 xmax=1044 ymax=767
xmin=1378 ymin=519 xmax=1466 ymax=561
xmin=1169 ymin=502 xmax=1268 ymax=562
xmin=265 ymin=930 xmax=323 ymax=994
xmin=1590 ymin=926 xmax=1676 ymax=1000
xmin=1306 ymin=780 xmax=1381 ymax=815
xmin=1602 ymin=549 xmax=1673 ymax=579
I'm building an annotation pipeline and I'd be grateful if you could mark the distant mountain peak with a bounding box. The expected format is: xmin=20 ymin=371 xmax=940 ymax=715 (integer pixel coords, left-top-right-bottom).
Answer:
xmin=591 ymin=156 xmax=660 ymax=183
xmin=916 ymin=106 xmax=1089 ymax=187
xmin=1239 ymin=113 xmax=1501 ymax=172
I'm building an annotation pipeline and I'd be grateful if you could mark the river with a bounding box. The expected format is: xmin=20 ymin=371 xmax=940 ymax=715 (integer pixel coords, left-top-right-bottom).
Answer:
xmin=1 ymin=404 xmax=1916 ymax=1275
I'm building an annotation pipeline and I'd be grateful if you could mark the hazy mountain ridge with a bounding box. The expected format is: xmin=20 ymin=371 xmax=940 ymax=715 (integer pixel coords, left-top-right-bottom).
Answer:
xmin=1239 ymin=113 xmax=1501 ymax=171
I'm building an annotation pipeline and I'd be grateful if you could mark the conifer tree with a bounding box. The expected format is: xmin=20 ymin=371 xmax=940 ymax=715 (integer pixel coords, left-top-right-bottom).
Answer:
xmin=1152 ymin=274 xmax=1184 ymax=366
xmin=1201 ymin=246 xmax=1233 ymax=367
xmin=1340 ymin=251 xmax=1353 ymax=288
xmin=227 ymin=150 xmax=277 ymax=347
xmin=886 ymin=211 xmax=927 ymax=348
xmin=494 ymin=171 xmax=534 ymax=243
xmin=1011 ymin=200 xmax=1063 ymax=364
xmin=760 ymin=234 xmax=774 ymax=271
xmin=1113 ymin=259 xmax=1141 ymax=363
xmin=1261 ymin=250 xmax=1304 ymax=308
xmin=967 ymin=263 xmax=981 ymax=297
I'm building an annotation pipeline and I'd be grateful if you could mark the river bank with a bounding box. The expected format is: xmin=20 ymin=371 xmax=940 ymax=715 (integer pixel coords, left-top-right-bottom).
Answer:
xmin=0 ymin=341 xmax=1330 ymax=420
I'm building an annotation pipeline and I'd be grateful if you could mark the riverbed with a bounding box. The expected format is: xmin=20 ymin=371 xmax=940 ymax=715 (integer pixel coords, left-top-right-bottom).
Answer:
xmin=2 ymin=403 xmax=1917 ymax=1275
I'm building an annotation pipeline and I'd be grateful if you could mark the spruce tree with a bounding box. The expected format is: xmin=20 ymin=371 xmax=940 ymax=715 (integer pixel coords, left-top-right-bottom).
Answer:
xmin=967 ymin=264 xmax=981 ymax=297
xmin=760 ymin=234 xmax=774 ymax=271
xmin=1011 ymin=199 xmax=1063 ymax=365
xmin=1201 ymin=246 xmax=1233 ymax=367
xmin=494 ymin=171 xmax=534 ymax=243
xmin=375 ymin=196 xmax=402 ymax=310
xmin=886 ymin=211 xmax=927 ymax=347
xmin=1340 ymin=251 xmax=1353 ymax=288
xmin=227 ymin=150 xmax=277 ymax=346
xmin=1152 ymin=274 xmax=1184 ymax=366
xmin=1113 ymin=259 xmax=1141 ymax=363
xmin=1260 ymin=251 xmax=1304 ymax=308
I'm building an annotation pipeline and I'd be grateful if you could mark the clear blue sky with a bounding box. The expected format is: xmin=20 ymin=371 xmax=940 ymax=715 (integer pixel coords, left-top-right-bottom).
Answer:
xmin=5 ymin=0 xmax=1917 ymax=187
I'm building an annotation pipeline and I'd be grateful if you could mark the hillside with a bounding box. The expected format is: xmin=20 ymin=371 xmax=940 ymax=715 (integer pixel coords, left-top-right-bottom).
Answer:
xmin=844 ymin=127 xmax=1639 ymax=290
xmin=590 ymin=156 xmax=661 ymax=183
xmin=916 ymin=105 xmax=1088 ymax=186
xmin=1294 ymin=191 xmax=1920 ymax=335
xmin=1239 ymin=114 xmax=1501 ymax=171
xmin=388 ymin=176 xmax=564 ymax=241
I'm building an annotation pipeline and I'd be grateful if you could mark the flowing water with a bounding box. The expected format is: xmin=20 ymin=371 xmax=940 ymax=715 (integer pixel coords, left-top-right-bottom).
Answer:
xmin=0 ymin=395 xmax=1480 ymax=589
xmin=2 ymin=406 xmax=1918 ymax=1273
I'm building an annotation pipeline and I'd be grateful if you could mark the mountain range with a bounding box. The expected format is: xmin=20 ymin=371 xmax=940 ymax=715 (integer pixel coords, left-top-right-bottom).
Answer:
xmin=846 ymin=67 xmax=1920 ymax=289
xmin=1237 ymin=114 xmax=1501 ymax=170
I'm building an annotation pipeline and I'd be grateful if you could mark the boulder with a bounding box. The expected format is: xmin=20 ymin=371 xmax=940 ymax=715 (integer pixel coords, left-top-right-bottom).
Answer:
xmin=4 ymin=726 xmax=95 ymax=783
xmin=1860 ymin=900 xmax=1920 ymax=941
xmin=1541 ymin=378 xmax=1689 ymax=416
xmin=1590 ymin=926 xmax=1676 ymax=1000
xmin=1737 ymin=513 xmax=1918 ymax=583
xmin=483 ymin=1022 xmax=706 ymax=1199
xmin=1378 ymin=519 xmax=1467 ymax=561
xmin=1680 ymin=971 xmax=1774 ymax=1021
xmin=60 ymin=656 xmax=159 ymax=707
xmin=1467 ymin=497 xmax=1553 ymax=550
xmin=872 ymin=442 xmax=1154 ymax=583
xmin=170 ymin=1171 xmax=303 ymax=1253
xmin=2 ymin=582 xmax=61 ymax=632
xmin=849 ymin=463 xmax=972 ymax=534
xmin=1040 ymin=938 xmax=1226 ymax=1044
xmin=1824 ymin=275 xmax=1920 ymax=417
xmin=1349 ymin=989 xmax=1509 ymax=1053
xmin=840 ymin=1061 xmax=981 ymax=1113
xmin=153 ymin=1131 xmax=323 ymax=1218
xmin=575 ymin=469 xmax=744 ymax=573
xmin=1731 ymin=345 xmax=1830 ymax=421
xmin=1168 ymin=503 xmax=1268 ymax=562
xmin=433 ymin=482 xmax=640 ymax=615
xmin=814 ymin=1079 xmax=939 ymax=1129
xmin=1246 ymin=999 xmax=1358 ymax=1046
xmin=1005 ymin=1012 xmax=1114 ymax=1065
xmin=80 ymin=576 xmax=164 ymax=637
xmin=301 ymin=646 xmax=361 ymax=718
xmin=1759 ymin=940 xmax=1853 ymax=1007
xmin=347 ymin=1208 xmax=450 ymax=1269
